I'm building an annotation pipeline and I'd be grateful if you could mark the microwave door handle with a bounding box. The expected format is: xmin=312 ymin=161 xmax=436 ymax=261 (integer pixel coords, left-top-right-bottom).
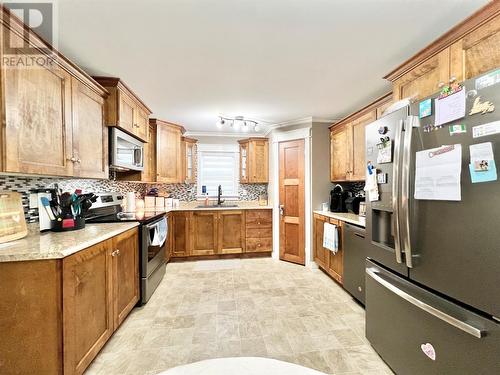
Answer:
xmin=401 ymin=116 xmax=417 ymax=268
xmin=392 ymin=119 xmax=403 ymax=264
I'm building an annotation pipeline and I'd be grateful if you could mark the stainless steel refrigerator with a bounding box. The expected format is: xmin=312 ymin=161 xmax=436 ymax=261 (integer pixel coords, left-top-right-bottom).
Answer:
xmin=364 ymin=69 xmax=500 ymax=374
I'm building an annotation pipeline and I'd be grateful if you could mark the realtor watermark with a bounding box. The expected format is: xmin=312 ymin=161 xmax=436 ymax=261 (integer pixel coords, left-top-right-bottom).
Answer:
xmin=1 ymin=1 xmax=57 ymax=68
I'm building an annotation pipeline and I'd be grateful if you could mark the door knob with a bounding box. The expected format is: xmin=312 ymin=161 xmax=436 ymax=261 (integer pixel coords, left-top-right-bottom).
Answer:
xmin=279 ymin=205 xmax=284 ymax=216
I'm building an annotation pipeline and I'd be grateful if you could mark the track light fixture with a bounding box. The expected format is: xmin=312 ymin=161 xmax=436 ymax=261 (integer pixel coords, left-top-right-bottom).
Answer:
xmin=216 ymin=115 xmax=260 ymax=132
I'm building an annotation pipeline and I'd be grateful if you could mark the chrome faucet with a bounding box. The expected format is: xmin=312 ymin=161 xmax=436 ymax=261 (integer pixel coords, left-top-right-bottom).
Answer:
xmin=217 ymin=185 xmax=225 ymax=206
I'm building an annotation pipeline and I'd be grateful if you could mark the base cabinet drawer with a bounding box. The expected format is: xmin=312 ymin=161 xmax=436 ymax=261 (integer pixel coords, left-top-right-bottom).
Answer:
xmin=246 ymin=237 xmax=272 ymax=252
xmin=246 ymin=209 xmax=272 ymax=227
xmin=246 ymin=227 xmax=272 ymax=238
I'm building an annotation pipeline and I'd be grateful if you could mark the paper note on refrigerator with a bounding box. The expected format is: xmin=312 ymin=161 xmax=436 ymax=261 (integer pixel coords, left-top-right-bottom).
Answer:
xmin=414 ymin=144 xmax=462 ymax=201
xmin=434 ymin=89 xmax=466 ymax=126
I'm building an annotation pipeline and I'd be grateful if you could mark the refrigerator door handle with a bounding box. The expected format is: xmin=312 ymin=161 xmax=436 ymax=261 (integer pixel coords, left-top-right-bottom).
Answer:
xmin=401 ymin=116 xmax=417 ymax=268
xmin=392 ymin=119 xmax=403 ymax=264
xmin=366 ymin=267 xmax=485 ymax=339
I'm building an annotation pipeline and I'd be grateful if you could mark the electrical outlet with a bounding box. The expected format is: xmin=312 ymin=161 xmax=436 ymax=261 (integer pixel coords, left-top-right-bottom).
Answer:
xmin=242 ymin=190 xmax=248 ymax=196
xmin=29 ymin=193 xmax=38 ymax=209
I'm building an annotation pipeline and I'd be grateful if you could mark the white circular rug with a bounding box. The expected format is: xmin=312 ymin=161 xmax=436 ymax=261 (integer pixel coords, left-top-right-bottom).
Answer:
xmin=157 ymin=357 xmax=326 ymax=375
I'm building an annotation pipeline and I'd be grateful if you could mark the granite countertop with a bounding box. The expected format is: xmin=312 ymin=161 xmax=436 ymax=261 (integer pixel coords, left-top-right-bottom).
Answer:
xmin=0 ymin=222 xmax=139 ymax=263
xmin=313 ymin=210 xmax=366 ymax=228
xmin=147 ymin=201 xmax=273 ymax=212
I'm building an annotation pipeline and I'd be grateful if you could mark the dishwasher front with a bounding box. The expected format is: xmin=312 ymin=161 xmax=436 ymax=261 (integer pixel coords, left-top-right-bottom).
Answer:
xmin=343 ymin=222 xmax=367 ymax=304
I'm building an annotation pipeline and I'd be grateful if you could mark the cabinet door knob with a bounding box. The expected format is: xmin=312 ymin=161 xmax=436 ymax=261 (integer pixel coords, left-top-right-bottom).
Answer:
xmin=67 ymin=157 xmax=76 ymax=162
xmin=76 ymin=159 xmax=81 ymax=164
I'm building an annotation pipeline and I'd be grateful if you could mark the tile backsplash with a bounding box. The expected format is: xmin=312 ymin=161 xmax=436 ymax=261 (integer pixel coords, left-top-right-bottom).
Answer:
xmin=0 ymin=175 xmax=268 ymax=222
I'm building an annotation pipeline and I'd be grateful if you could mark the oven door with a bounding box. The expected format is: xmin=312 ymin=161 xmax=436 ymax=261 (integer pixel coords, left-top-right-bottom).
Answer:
xmin=142 ymin=216 xmax=167 ymax=277
xmin=110 ymin=128 xmax=144 ymax=171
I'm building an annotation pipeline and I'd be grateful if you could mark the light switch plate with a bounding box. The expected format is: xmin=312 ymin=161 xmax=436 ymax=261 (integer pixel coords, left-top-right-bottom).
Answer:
xmin=29 ymin=193 xmax=38 ymax=209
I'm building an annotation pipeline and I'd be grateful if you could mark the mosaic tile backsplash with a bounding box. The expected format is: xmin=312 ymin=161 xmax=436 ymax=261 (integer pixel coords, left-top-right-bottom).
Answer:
xmin=0 ymin=175 xmax=268 ymax=222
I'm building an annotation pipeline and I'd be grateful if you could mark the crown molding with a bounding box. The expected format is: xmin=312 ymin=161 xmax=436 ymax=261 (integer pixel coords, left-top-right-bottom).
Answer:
xmin=263 ymin=116 xmax=336 ymax=135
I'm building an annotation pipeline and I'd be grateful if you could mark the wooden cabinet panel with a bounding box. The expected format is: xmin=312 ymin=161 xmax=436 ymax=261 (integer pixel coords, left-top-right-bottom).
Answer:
xmin=376 ymin=97 xmax=393 ymax=119
xmin=191 ymin=211 xmax=218 ymax=255
xmin=156 ymin=121 xmax=182 ymax=183
xmin=330 ymin=124 xmax=351 ymax=182
xmin=351 ymin=110 xmax=376 ymax=181
xmin=0 ymin=260 xmax=63 ymax=375
xmin=4 ymin=61 xmax=74 ymax=176
xmin=246 ymin=209 xmax=272 ymax=228
xmin=313 ymin=214 xmax=329 ymax=269
xmin=143 ymin=124 xmax=156 ymax=182
xmin=246 ymin=227 xmax=272 ymax=238
xmin=181 ymin=137 xmax=197 ymax=184
xmin=327 ymin=219 xmax=343 ymax=285
xmin=71 ymin=78 xmax=108 ymax=179
xmin=63 ymin=240 xmax=114 ymax=375
xmin=392 ymin=49 xmax=450 ymax=101
xmin=134 ymin=107 xmax=149 ymax=142
xmin=246 ymin=237 xmax=273 ymax=252
xmin=112 ymin=228 xmax=139 ymax=328
xmin=118 ymin=90 xmax=136 ymax=134
xmin=238 ymin=138 xmax=269 ymax=183
xmin=218 ymin=211 xmax=245 ymax=254
xmin=171 ymin=211 xmax=190 ymax=257
xmin=450 ymin=13 xmax=500 ymax=81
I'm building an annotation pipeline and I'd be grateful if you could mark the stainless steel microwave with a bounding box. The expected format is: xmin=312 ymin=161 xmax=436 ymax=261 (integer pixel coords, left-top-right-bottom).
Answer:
xmin=110 ymin=128 xmax=144 ymax=171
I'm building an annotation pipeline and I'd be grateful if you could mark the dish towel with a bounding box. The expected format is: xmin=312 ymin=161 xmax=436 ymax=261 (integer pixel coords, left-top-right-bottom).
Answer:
xmin=323 ymin=222 xmax=338 ymax=254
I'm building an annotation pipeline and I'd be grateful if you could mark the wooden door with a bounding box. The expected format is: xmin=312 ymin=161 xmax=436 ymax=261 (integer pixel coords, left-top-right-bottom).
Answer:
xmin=249 ymin=139 xmax=269 ymax=183
xmin=313 ymin=214 xmax=329 ymax=269
xmin=71 ymin=78 xmax=108 ymax=179
xmin=118 ymin=90 xmax=136 ymax=134
xmin=191 ymin=211 xmax=218 ymax=256
xmin=156 ymin=123 xmax=181 ymax=183
xmin=239 ymin=141 xmax=249 ymax=183
xmin=171 ymin=211 xmax=190 ymax=257
xmin=4 ymin=61 xmax=73 ymax=176
xmin=134 ymin=107 xmax=149 ymax=142
xmin=218 ymin=210 xmax=245 ymax=254
xmin=392 ymin=49 xmax=450 ymax=101
xmin=112 ymin=228 xmax=139 ymax=329
xmin=450 ymin=14 xmax=500 ymax=81
xmin=330 ymin=124 xmax=351 ymax=182
xmin=63 ymin=240 xmax=113 ymax=375
xmin=279 ymin=139 xmax=305 ymax=265
xmin=327 ymin=219 xmax=343 ymax=285
xmin=142 ymin=124 xmax=156 ymax=182
xmin=351 ymin=110 xmax=376 ymax=181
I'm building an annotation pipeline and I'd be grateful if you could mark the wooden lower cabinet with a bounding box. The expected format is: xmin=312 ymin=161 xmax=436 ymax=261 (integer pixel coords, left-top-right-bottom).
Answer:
xmin=218 ymin=210 xmax=245 ymax=254
xmin=313 ymin=214 xmax=343 ymax=285
xmin=313 ymin=213 xmax=329 ymax=269
xmin=190 ymin=211 xmax=218 ymax=256
xmin=170 ymin=209 xmax=272 ymax=258
xmin=0 ymin=227 xmax=139 ymax=375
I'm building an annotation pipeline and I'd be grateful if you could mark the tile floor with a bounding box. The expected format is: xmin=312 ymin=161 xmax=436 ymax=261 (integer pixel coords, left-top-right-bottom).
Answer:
xmin=85 ymin=258 xmax=394 ymax=375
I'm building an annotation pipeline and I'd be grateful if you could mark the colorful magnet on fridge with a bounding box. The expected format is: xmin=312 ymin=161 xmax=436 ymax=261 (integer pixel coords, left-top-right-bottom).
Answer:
xmin=449 ymin=124 xmax=466 ymax=135
xmin=419 ymin=99 xmax=432 ymax=118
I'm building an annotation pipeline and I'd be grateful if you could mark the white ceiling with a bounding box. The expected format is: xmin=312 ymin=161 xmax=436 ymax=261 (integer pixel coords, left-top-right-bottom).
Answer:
xmin=56 ymin=0 xmax=488 ymax=135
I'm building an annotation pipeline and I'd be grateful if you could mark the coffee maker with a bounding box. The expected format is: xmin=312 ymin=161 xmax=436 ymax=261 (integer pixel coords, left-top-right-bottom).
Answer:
xmin=330 ymin=184 xmax=348 ymax=212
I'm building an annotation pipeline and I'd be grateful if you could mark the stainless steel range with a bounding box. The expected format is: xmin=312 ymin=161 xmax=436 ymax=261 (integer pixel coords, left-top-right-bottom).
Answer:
xmin=85 ymin=192 xmax=167 ymax=304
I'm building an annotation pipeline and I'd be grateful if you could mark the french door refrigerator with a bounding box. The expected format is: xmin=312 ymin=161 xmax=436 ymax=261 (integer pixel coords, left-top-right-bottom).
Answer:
xmin=364 ymin=69 xmax=500 ymax=375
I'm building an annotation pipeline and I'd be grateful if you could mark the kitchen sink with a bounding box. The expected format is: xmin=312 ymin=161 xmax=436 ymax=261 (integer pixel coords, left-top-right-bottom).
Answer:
xmin=195 ymin=204 xmax=239 ymax=209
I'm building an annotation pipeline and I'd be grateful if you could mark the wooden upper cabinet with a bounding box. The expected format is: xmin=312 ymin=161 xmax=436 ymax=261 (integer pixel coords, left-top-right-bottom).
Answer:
xmin=63 ymin=239 xmax=114 ymax=375
xmin=387 ymin=2 xmax=500 ymax=99
xmin=0 ymin=18 xmax=108 ymax=179
xmin=71 ymin=77 xmax=108 ymax=179
xmin=330 ymin=124 xmax=351 ymax=182
xmin=154 ymin=119 xmax=184 ymax=183
xmin=112 ymin=228 xmax=139 ymax=328
xmin=392 ymin=49 xmax=450 ymax=101
xmin=181 ymin=137 xmax=197 ymax=184
xmin=190 ymin=211 xmax=218 ymax=256
xmin=351 ymin=110 xmax=376 ymax=181
xmin=93 ymin=77 xmax=152 ymax=142
xmin=450 ymin=13 xmax=500 ymax=81
xmin=238 ymin=138 xmax=269 ymax=183
xmin=218 ymin=210 xmax=245 ymax=254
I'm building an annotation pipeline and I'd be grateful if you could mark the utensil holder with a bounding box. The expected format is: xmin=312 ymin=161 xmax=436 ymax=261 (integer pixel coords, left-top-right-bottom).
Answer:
xmin=51 ymin=217 xmax=86 ymax=232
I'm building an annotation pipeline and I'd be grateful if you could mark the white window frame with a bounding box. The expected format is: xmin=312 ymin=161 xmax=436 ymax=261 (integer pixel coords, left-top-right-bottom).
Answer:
xmin=197 ymin=143 xmax=240 ymax=200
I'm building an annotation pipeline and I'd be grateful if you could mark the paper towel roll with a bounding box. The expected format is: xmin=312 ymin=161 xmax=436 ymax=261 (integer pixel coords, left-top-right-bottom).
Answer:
xmin=126 ymin=192 xmax=136 ymax=212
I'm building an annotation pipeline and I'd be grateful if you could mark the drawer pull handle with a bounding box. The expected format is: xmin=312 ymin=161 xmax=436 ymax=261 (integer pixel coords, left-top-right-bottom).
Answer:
xmin=366 ymin=268 xmax=485 ymax=339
